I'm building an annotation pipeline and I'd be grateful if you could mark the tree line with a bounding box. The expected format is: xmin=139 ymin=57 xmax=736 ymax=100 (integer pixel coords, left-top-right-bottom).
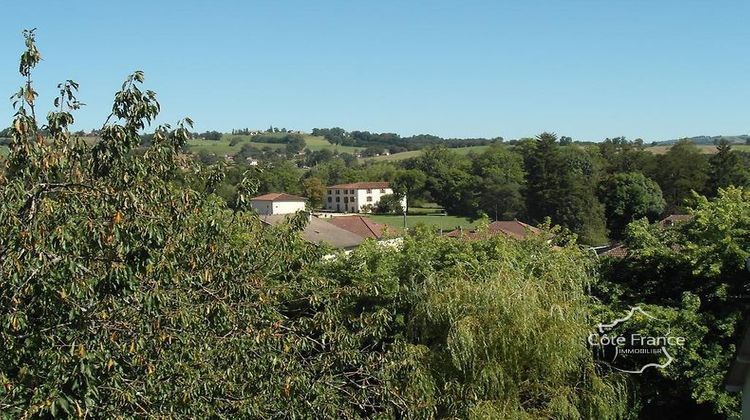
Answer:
xmin=311 ymin=127 xmax=500 ymax=151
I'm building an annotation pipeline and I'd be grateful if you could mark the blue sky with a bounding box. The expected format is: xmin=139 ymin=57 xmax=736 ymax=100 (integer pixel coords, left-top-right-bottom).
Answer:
xmin=1 ymin=0 xmax=748 ymax=141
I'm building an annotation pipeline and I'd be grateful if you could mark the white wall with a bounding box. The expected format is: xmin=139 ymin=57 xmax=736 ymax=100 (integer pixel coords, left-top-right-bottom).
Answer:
xmin=251 ymin=200 xmax=306 ymax=215
xmin=324 ymin=187 xmax=405 ymax=213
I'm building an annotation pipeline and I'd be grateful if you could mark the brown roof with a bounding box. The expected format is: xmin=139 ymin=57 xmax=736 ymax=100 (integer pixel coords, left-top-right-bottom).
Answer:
xmin=327 ymin=181 xmax=390 ymax=190
xmin=251 ymin=192 xmax=307 ymax=202
xmin=659 ymin=214 xmax=693 ymax=227
xmin=327 ymin=216 xmax=387 ymax=239
xmin=445 ymin=220 xmax=541 ymax=240
xmin=600 ymin=244 xmax=628 ymax=258
xmin=260 ymin=214 xmax=364 ymax=249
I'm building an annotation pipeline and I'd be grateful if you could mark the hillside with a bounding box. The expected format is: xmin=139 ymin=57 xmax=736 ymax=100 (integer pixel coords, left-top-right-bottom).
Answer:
xmin=187 ymin=133 xmax=362 ymax=156
xmin=645 ymin=143 xmax=750 ymax=155
xmin=656 ymin=134 xmax=750 ymax=145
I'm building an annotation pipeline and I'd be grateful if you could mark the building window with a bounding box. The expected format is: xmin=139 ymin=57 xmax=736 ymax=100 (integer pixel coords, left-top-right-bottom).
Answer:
xmin=350 ymin=189 xmax=355 ymax=194
xmin=327 ymin=197 xmax=332 ymax=203
xmin=380 ymin=189 xmax=386 ymax=193
xmin=366 ymin=189 xmax=372 ymax=193
xmin=336 ymin=197 xmax=340 ymax=202
xmin=336 ymin=189 xmax=340 ymax=195
xmin=344 ymin=197 xmax=349 ymax=203
xmin=366 ymin=196 xmax=372 ymax=202
xmin=327 ymin=190 xmax=332 ymax=195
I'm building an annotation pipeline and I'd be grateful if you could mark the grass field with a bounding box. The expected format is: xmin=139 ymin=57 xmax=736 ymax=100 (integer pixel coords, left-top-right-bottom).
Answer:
xmin=366 ymin=214 xmax=475 ymax=231
xmin=0 ymin=145 xmax=7 ymax=156
xmin=186 ymin=133 xmax=362 ymax=155
xmin=364 ymin=144 xmax=491 ymax=162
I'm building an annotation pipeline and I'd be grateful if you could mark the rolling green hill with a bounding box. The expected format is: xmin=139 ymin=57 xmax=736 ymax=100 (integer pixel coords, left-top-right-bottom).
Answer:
xmin=363 ymin=144 xmax=492 ymax=162
xmin=186 ymin=133 xmax=362 ymax=155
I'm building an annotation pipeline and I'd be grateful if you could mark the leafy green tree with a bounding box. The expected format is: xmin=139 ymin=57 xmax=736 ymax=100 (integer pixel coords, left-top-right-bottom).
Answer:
xmin=653 ymin=139 xmax=709 ymax=212
xmin=373 ymin=230 xmax=629 ymax=418
xmin=199 ymin=130 xmax=222 ymax=141
xmin=523 ymin=132 xmax=559 ymax=222
xmin=554 ymin=147 xmax=609 ymax=244
xmin=284 ymin=134 xmax=306 ymax=156
xmin=598 ymin=137 xmax=656 ymax=175
xmin=598 ymin=172 xmax=666 ymax=238
xmin=413 ymin=146 xmax=477 ymax=215
xmin=391 ymin=169 xmax=426 ymax=213
xmin=524 ymin=133 xmax=608 ymax=244
xmin=708 ymin=139 xmax=748 ymax=193
xmin=257 ymin=159 xmax=302 ymax=195
xmin=308 ymin=157 xmax=356 ymax=185
xmin=374 ymin=193 xmax=404 ymax=214
xmin=597 ymin=187 xmax=750 ymax=418
xmin=302 ymin=176 xmax=326 ymax=208
xmin=471 ymin=144 xmax=525 ymax=220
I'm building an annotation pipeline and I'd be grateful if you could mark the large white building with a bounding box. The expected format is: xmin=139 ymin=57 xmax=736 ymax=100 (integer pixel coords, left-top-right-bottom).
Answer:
xmin=324 ymin=182 xmax=405 ymax=213
xmin=250 ymin=192 xmax=307 ymax=215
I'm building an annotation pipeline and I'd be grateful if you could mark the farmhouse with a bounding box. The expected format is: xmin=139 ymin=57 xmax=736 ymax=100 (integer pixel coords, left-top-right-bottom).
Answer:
xmin=324 ymin=182 xmax=405 ymax=213
xmin=250 ymin=192 xmax=307 ymax=215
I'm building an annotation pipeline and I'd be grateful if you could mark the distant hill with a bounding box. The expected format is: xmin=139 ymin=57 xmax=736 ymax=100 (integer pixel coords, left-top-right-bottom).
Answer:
xmin=656 ymin=135 xmax=750 ymax=145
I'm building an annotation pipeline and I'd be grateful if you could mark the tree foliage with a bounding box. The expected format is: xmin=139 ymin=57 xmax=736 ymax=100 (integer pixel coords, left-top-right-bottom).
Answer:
xmin=653 ymin=140 xmax=709 ymax=212
xmin=597 ymin=187 xmax=750 ymax=418
xmin=599 ymin=172 xmax=666 ymax=238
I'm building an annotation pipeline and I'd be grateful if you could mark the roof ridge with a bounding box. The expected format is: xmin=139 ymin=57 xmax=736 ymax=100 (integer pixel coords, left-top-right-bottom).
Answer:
xmin=360 ymin=216 xmax=380 ymax=237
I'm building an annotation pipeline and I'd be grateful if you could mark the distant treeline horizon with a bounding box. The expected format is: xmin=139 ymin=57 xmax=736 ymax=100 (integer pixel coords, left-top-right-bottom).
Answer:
xmin=2 ymin=125 xmax=749 ymax=149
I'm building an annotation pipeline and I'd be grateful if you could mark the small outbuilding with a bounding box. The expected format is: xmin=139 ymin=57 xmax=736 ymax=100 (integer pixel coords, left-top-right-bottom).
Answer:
xmin=250 ymin=193 xmax=307 ymax=215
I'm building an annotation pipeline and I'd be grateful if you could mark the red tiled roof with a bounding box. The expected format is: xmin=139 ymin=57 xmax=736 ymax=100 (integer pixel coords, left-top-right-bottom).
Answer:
xmin=445 ymin=220 xmax=541 ymax=240
xmin=250 ymin=192 xmax=307 ymax=202
xmin=327 ymin=182 xmax=390 ymax=190
xmin=327 ymin=216 xmax=387 ymax=239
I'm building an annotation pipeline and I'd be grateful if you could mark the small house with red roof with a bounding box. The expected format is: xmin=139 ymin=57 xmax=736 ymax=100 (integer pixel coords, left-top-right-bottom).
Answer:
xmin=250 ymin=192 xmax=307 ymax=215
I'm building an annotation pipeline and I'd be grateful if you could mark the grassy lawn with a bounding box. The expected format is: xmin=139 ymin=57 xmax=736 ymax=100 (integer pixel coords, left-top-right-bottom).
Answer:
xmin=366 ymin=214 xmax=475 ymax=231
xmin=0 ymin=145 xmax=8 ymax=156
